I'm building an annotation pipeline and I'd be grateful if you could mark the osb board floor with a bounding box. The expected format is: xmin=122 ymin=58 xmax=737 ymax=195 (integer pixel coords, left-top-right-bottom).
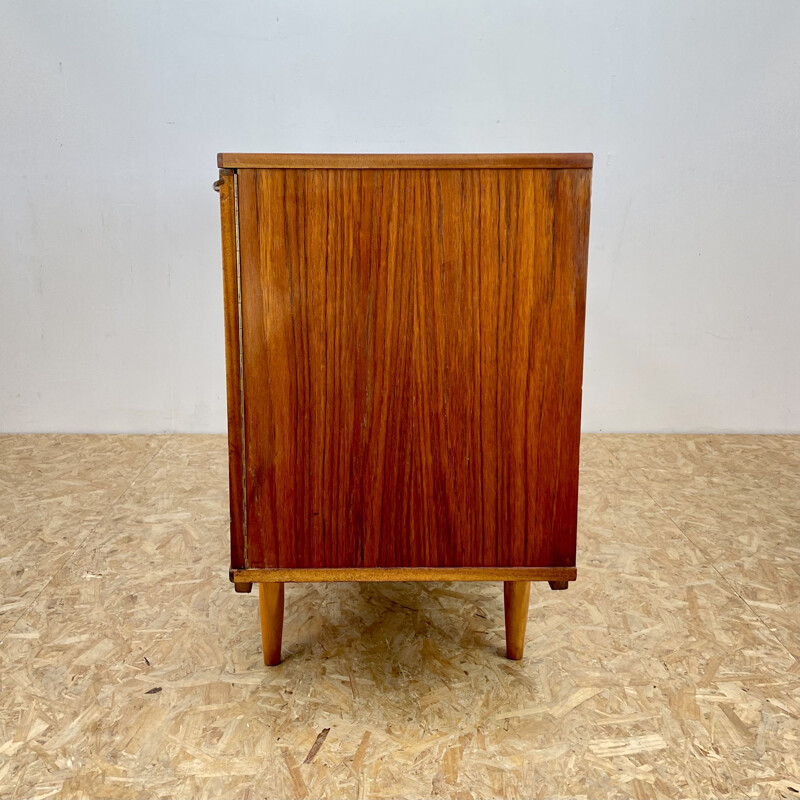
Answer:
xmin=0 ymin=434 xmax=797 ymax=800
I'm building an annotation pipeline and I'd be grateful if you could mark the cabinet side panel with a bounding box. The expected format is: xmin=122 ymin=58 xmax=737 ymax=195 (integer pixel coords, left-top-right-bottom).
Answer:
xmin=218 ymin=169 xmax=246 ymax=569
xmin=238 ymin=167 xmax=591 ymax=569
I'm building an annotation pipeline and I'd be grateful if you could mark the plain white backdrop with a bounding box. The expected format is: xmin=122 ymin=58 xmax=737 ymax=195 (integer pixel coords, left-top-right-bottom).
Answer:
xmin=1 ymin=1 xmax=798 ymax=433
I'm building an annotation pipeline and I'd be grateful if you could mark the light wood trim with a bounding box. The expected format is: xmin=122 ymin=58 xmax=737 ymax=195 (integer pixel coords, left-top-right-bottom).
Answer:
xmin=504 ymin=581 xmax=531 ymax=660
xmin=217 ymin=153 xmax=593 ymax=170
xmin=258 ymin=582 xmax=284 ymax=666
xmin=231 ymin=566 xmax=577 ymax=583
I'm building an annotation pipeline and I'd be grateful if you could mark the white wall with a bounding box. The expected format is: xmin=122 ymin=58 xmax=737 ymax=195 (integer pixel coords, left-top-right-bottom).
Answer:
xmin=1 ymin=0 xmax=798 ymax=433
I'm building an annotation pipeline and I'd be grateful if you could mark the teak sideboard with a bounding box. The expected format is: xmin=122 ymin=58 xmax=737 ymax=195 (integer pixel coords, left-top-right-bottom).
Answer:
xmin=215 ymin=153 xmax=592 ymax=664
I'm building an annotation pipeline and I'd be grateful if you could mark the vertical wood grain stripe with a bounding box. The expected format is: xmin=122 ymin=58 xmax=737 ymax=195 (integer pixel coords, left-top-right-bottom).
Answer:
xmin=237 ymin=168 xmax=591 ymax=569
xmin=217 ymin=169 xmax=246 ymax=569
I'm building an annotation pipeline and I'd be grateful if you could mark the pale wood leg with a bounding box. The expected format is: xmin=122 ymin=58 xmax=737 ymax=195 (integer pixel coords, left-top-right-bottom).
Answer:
xmin=549 ymin=580 xmax=569 ymax=591
xmin=259 ymin=582 xmax=284 ymax=665
xmin=503 ymin=580 xmax=531 ymax=660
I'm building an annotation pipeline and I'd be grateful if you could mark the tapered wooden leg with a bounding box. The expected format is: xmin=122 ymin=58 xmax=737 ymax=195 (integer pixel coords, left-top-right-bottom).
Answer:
xmin=503 ymin=580 xmax=531 ymax=660
xmin=258 ymin=582 xmax=284 ymax=665
xmin=549 ymin=580 xmax=569 ymax=591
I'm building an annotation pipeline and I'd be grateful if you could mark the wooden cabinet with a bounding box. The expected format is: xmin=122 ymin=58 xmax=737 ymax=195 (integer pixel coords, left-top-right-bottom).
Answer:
xmin=216 ymin=153 xmax=592 ymax=663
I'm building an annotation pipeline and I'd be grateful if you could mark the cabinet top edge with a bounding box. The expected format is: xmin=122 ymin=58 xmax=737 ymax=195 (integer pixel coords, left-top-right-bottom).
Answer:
xmin=217 ymin=153 xmax=593 ymax=169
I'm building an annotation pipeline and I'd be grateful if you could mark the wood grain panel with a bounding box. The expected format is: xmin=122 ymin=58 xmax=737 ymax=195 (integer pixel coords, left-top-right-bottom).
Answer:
xmin=237 ymin=167 xmax=591 ymax=569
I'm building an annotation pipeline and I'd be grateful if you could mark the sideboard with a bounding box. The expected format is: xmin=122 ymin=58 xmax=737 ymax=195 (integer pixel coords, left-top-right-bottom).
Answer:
xmin=215 ymin=153 xmax=592 ymax=664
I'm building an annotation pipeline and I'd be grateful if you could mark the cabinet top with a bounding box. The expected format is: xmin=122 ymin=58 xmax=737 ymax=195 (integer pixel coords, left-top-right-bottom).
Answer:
xmin=217 ymin=153 xmax=593 ymax=170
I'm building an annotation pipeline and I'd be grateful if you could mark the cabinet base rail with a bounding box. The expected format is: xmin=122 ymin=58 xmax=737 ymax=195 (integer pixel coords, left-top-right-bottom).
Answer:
xmin=231 ymin=565 xmax=576 ymax=584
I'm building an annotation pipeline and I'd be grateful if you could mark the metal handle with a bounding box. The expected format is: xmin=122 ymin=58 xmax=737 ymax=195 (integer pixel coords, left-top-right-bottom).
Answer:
xmin=213 ymin=179 xmax=224 ymax=193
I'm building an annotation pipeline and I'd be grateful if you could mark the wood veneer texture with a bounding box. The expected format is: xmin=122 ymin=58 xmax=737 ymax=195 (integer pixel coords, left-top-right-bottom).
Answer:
xmin=232 ymin=164 xmax=592 ymax=571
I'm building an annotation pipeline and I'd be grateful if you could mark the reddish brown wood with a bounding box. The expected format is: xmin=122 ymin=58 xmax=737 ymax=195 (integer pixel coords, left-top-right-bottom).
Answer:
xmin=234 ymin=166 xmax=592 ymax=570
xmin=217 ymin=169 xmax=246 ymax=570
